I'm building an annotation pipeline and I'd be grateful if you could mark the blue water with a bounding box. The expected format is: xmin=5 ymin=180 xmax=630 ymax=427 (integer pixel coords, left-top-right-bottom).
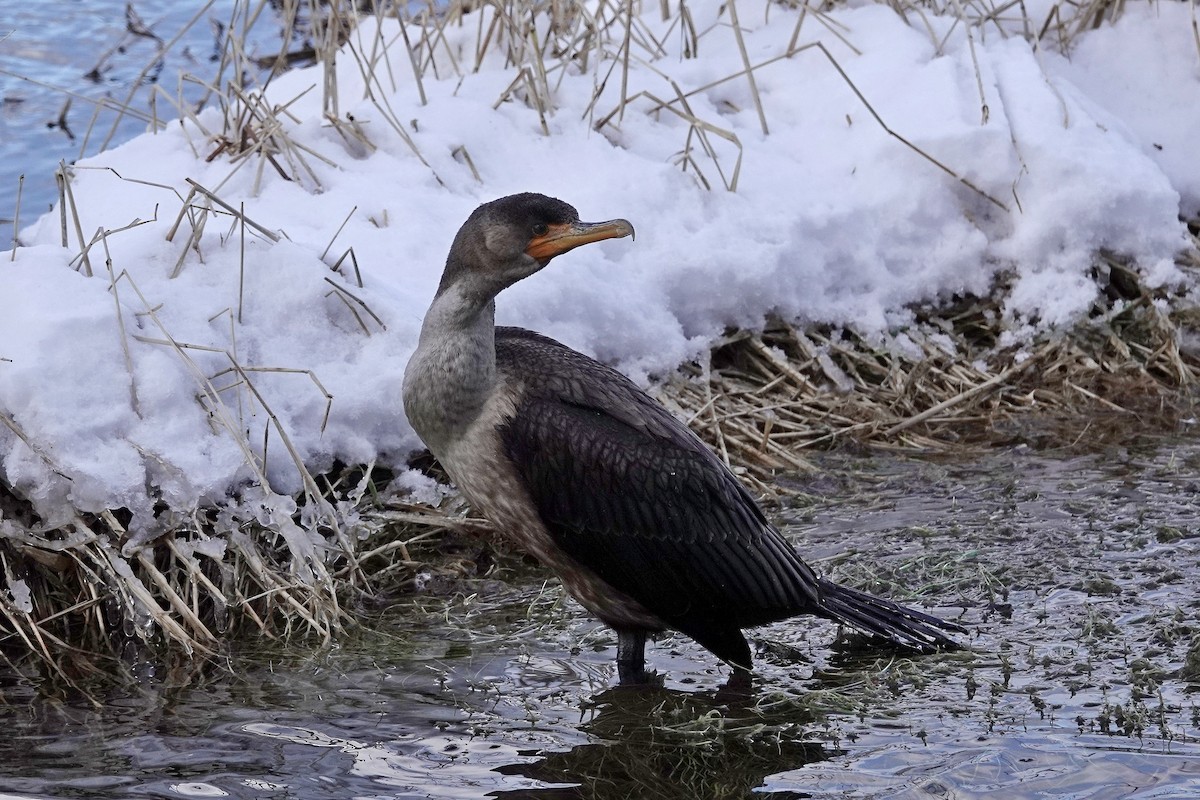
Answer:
xmin=0 ymin=0 xmax=283 ymax=228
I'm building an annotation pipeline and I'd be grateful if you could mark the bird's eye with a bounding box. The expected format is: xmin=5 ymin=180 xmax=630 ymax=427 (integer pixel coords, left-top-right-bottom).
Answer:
xmin=531 ymin=223 xmax=549 ymax=237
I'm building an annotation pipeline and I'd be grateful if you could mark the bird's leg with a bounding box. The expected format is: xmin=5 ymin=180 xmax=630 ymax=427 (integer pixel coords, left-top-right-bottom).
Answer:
xmin=616 ymin=629 xmax=649 ymax=684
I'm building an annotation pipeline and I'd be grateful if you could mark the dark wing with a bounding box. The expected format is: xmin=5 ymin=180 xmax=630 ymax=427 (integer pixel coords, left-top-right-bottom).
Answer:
xmin=495 ymin=328 xmax=822 ymax=637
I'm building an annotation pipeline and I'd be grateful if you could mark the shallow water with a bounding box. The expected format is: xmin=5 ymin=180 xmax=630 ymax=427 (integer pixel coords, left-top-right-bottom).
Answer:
xmin=2 ymin=436 xmax=1200 ymax=798
xmin=0 ymin=0 xmax=282 ymax=225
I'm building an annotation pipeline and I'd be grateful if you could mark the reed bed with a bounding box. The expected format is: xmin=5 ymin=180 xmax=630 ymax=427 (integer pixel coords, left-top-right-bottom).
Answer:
xmin=669 ymin=253 xmax=1200 ymax=490
xmin=2 ymin=0 xmax=1198 ymax=689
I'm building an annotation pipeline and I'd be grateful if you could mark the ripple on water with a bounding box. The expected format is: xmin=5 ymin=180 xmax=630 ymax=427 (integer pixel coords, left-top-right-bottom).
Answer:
xmin=2 ymin=439 xmax=1200 ymax=798
xmin=1 ymin=0 xmax=281 ymax=222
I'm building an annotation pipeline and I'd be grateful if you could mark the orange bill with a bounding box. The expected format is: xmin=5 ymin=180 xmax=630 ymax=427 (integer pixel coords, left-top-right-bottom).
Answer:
xmin=525 ymin=218 xmax=635 ymax=262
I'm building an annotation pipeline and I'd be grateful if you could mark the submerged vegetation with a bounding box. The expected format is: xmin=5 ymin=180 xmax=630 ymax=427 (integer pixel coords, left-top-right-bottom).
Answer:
xmin=1 ymin=0 xmax=1199 ymax=687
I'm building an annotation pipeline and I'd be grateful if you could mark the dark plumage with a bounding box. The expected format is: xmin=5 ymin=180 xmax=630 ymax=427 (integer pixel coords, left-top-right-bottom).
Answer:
xmin=402 ymin=193 xmax=962 ymax=681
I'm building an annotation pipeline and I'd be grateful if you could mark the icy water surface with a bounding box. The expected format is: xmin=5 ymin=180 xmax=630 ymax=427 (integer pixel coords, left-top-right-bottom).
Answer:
xmin=1 ymin=0 xmax=285 ymax=224
xmin=2 ymin=438 xmax=1200 ymax=798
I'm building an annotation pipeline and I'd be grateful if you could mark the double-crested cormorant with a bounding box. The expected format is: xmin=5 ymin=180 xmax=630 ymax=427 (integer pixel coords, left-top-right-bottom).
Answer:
xmin=403 ymin=193 xmax=961 ymax=681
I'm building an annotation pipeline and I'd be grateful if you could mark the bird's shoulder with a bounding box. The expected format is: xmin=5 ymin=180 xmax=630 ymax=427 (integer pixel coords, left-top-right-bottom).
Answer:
xmin=495 ymin=326 xmax=694 ymax=448
xmin=493 ymin=326 xmax=767 ymax=530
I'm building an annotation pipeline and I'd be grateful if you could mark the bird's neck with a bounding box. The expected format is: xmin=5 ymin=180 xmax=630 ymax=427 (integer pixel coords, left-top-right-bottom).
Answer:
xmin=403 ymin=282 xmax=499 ymax=455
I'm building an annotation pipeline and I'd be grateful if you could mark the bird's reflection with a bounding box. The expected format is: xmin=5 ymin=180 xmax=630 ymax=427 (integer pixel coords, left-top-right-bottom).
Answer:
xmin=489 ymin=672 xmax=840 ymax=799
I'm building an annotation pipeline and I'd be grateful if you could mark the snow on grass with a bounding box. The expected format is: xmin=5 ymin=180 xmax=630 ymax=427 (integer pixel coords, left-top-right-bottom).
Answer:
xmin=1 ymin=0 xmax=1196 ymax=538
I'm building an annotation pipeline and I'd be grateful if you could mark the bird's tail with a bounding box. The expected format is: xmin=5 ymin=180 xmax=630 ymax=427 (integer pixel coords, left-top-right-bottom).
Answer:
xmin=815 ymin=578 xmax=964 ymax=653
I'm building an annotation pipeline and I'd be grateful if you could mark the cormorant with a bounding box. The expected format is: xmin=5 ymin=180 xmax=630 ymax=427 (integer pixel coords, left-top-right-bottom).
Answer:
xmin=402 ymin=192 xmax=961 ymax=681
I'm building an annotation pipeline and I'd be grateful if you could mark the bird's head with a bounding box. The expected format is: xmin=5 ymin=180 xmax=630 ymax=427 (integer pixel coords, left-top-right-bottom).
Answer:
xmin=438 ymin=193 xmax=635 ymax=300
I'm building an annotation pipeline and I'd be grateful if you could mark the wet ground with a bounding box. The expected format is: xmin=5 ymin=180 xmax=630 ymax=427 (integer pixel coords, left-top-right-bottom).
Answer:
xmin=2 ymin=435 xmax=1200 ymax=798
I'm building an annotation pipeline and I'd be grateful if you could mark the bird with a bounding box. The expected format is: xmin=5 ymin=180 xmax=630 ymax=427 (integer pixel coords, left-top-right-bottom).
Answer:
xmin=402 ymin=192 xmax=962 ymax=682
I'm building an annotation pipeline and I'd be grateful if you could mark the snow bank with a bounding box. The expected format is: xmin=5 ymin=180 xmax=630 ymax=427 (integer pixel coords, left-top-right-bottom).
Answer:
xmin=1 ymin=0 xmax=1195 ymax=536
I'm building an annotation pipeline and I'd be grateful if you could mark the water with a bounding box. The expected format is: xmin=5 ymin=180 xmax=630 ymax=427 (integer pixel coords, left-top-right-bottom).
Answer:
xmin=0 ymin=0 xmax=284 ymax=227
xmin=2 ymin=436 xmax=1199 ymax=798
